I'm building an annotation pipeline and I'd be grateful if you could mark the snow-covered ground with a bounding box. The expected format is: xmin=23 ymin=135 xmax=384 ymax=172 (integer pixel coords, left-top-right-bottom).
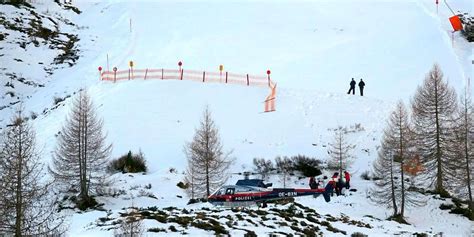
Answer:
xmin=1 ymin=0 xmax=473 ymax=236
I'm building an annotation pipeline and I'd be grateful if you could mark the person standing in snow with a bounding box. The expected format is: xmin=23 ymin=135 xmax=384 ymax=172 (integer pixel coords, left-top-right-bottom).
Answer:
xmin=347 ymin=78 xmax=356 ymax=95
xmin=330 ymin=172 xmax=340 ymax=196
xmin=309 ymin=176 xmax=317 ymax=189
xmin=358 ymin=79 xmax=365 ymax=96
xmin=344 ymin=170 xmax=351 ymax=189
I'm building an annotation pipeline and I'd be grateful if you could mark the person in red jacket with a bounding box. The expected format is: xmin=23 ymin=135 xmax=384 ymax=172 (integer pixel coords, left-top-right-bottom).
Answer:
xmin=344 ymin=170 xmax=351 ymax=189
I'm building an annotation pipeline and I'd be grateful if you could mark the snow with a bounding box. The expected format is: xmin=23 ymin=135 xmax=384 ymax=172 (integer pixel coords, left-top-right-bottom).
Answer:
xmin=1 ymin=0 xmax=473 ymax=236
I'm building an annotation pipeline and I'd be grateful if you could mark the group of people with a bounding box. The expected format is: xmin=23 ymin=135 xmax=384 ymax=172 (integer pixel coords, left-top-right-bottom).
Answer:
xmin=347 ymin=78 xmax=365 ymax=96
xmin=309 ymin=171 xmax=351 ymax=196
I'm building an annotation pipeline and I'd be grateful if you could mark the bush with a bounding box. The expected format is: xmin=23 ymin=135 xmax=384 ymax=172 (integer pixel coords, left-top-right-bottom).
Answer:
xmin=360 ymin=171 xmax=371 ymax=180
xmin=291 ymin=155 xmax=322 ymax=177
xmin=53 ymin=96 xmax=65 ymax=105
xmin=177 ymin=181 xmax=188 ymax=189
xmin=108 ymin=150 xmax=147 ymax=173
xmin=253 ymin=158 xmax=274 ymax=179
xmin=351 ymin=232 xmax=368 ymax=237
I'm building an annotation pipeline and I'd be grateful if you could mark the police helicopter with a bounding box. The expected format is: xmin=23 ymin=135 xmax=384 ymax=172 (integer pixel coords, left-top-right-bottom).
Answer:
xmin=207 ymin=172 xmax=332 ymax=208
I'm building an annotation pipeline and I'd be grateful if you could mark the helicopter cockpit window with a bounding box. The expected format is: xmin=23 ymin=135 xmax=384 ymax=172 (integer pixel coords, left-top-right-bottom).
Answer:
xmin=225 ymin=188 xmax=235 ymax=195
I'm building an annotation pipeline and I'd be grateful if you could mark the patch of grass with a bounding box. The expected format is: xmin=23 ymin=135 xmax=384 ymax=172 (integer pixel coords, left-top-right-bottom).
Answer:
xmin=191 ymin=220 xmax=228 ymax=235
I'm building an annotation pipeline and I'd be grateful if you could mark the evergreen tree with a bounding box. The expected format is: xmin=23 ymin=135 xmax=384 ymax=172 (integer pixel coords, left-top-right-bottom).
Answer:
xmin=0 ymin=107 xmax=64 ymax=236
xmin=411 ymin=64 xmax=457 ymax=195
xmin=184 ymin=106 xmax=233 ymax=197
xmin=49 ymin=90 xmax=112 ymax=209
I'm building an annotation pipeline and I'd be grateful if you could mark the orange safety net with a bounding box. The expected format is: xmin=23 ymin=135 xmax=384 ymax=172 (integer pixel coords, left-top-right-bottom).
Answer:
xmin=100 ymin=67 xmax=276 ymax=112
xmin=264 ymin=83 xmax=276 ymax=113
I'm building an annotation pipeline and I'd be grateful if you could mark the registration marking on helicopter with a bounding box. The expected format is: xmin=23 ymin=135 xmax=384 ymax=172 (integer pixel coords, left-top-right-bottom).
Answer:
xmin=234 ymin=196 xmax=253 ymax=201
xmin=278 ymin=192 xmax=297 ymax=197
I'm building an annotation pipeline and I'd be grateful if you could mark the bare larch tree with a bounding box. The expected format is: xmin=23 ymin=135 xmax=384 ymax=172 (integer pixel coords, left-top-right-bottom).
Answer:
xmin=0 ymin=107 xmax=64 ymax=236
xmin=49 ymin=90 xmax=112 ymax=209
xmin=450 ymin=89 xmax=474 ymax=211
xmin=370 ymin=102 xmax=424 ymax=221
xmin=411 ymin=64 xmax=457 ymax=195
xmin=184 ymin=106 xmax=233 ymax=198
xmin=327 ymin=127 xmax=354 ymax=176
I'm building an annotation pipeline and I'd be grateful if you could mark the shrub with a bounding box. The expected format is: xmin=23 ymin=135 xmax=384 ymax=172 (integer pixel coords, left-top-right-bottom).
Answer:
xmin=177 ymin=181 xmax=188 ymax=189
xmin=360 ymin=171 xmax=371 ymax=180
xmin=53 ymin=96 xmax=65 ymax=105
xmin=30 ymin=111 xmax=38 ymax=120
xmin=253 ymin=158 xmax=274 ymax=179
xmin=351 ymin=232 xmax=368 ymax=237
xmin=291 ymin=155 xmax=322 ymax=177
xmin=108 ymin=150 xmax=147 ymax=173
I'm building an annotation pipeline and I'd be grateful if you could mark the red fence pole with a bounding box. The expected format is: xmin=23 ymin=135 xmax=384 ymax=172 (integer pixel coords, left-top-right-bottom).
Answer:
xmin=144 ymin=69 xmax=148 ymax=80
xmin=113 ymin=67 xmax=117 ymax=83
xmin=180 ymin=69 xmax=184 ymax=80
xmin=98 ymin=66 xmax=102 ymax=81
xmin=128 ymin=69 xmax=130 ymax=80
xmin=161 ymin=68 xmax=164 ymax=80
xmin=203 ymin=71 xmax=206 ymax=82
xmin=225 ymin=72 xmax=228 ymax=83
xmin=267 ymin=70 xmax=271 ymax=87
xmin=246 ymin=74 xmax=249 ymax=86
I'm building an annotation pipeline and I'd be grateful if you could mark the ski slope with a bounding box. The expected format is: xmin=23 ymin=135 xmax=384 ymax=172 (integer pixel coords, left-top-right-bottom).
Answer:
xmin=1 ymin=0 xmax=473 ymax=236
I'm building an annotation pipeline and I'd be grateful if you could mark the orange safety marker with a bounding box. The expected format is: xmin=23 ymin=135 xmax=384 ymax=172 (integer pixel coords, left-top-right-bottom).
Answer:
xmin=449 ymin=15 xmax=463 ymax=31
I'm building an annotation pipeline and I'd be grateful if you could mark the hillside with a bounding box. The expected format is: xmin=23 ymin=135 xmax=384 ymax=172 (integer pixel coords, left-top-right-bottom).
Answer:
xmin=0 ymin=0 xmax=473 ymax=236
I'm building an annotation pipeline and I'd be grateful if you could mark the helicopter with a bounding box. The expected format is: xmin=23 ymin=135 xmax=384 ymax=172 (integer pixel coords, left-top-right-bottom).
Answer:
xmin=207 ymin=172 xmax=332 ymax=208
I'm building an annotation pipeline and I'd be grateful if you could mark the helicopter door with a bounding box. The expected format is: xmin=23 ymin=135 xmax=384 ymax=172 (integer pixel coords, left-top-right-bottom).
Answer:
xmin=225 ymin=188 xmax=235 ymax=195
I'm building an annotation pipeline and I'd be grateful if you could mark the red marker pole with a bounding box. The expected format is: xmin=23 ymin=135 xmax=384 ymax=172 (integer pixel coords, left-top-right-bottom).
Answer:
xmin=113 ymin=67 xmax=117 ymax=83
xmin=267 ymin=70 xmax=271 ymax=87
xmin=98 ymin=66 xmax=102 ymax=80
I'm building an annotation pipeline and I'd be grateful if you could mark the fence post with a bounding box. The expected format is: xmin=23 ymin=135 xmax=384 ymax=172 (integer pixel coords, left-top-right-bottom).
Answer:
xmin=203 ymin=71 xmax=206 ymax=82
xmin=98 ymin=66 xmax=102 ymax=81
xmin=246 ymin=74 xmax=249 ymax=86
xmin=225 ymin=72 xmax=228 ymax=83
xmin=267 ymin=70 xmax=271 ymax=87
xmin=161 ymin=68 xmax=164 ymax=80
xmin=128 ymin=69 xmax=130 ymax=80
xmin=180 ymin=69 xmax=184 ymax=80
xmin=144 ymin=68 xmax=148 ymax=80
xmin=113 ymin=67 xmax=117 ymax=83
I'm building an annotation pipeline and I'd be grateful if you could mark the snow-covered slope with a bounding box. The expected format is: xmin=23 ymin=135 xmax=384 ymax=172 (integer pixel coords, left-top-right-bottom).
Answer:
xmin=1 ymin=0 xmax=473 ymax=236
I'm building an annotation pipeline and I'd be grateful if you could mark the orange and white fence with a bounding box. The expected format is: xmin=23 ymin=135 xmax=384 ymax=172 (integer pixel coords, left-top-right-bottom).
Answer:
xmin=98 ymin=63 xmax=277 ymax=113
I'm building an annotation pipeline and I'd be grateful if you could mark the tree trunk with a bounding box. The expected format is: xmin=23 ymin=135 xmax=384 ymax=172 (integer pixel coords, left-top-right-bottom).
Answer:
xmin=434 ymin=80 xmax=444 ymax=194
xmin=463 ymin=97 xmax=473 ymax=210
xmin=399 ymin=114 xmax=405 ymax=217
xmin=390 ymin=157 xmax=398 ymax=216
xmin=15 ymin=125 xmax=23 ymax=237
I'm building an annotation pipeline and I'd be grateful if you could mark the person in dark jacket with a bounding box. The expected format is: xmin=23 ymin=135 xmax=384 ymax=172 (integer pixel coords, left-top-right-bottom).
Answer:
xmin=358 ymin=79 xmax=365 ymax=96
xmin=309 ymin=176 xmax=318 ymax=189
xmin=347 ymin=78 xmax=356 ymax=95
xmin=344 ymin=170 xmax=351 ymax=189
